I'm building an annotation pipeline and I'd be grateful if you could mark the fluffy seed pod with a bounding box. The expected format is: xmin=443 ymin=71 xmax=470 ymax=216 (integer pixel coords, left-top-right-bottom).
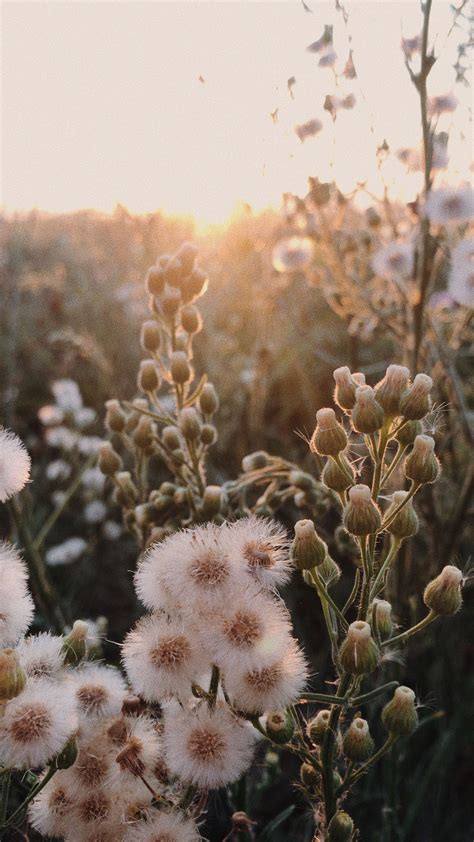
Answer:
xmin=374 ymin=365 xmax=410 ymax=416
xmin=266 ymin=710 xmax=295 ymax=744
xmin=328 ymin=811 xmax=355 ymax=842
xmin=322 ymin=454 xmax=355 ymax=492
xmin=343 ymin=717 xmax=374 ymax=762
xmin=202 ymin=485 xmax=224 ymax=516
xmin=0 ymin=649 xmax=26 ymax=701
xmin=241 ymin=451 xmax=270 ymax=472
xmin=170 ymin=351 xmax=192 ymax=384
xmin=311 ymin=408 xmax=348 ymax=456
xmin=400 ymin=373 xmax=433 ymax=420
xmin=199 ymin=383 xmax=220 ymax=416
xmin=333 ymin=366 xmax=357 ymax=411
xmin=351 ymin=386 xmax=384 ymax=434
xmin=200 ymin=423 xmax=217 ymax=446
xmin=371 ymin=599 xmax=393 ymax=641
xmin=382 ymin=686 xmax=418 ymax=735
xmin=385 ymin=491 xmax=419 ymax=538
xmin=140 ymin=320 xmax=161 ymax=353
xmin=404 ymin=435 xmax=440 ymax=484
xmin=104 ymin=399 xmax=126 ymax=433
xmin=343 ymin=485 xmax=382 ymax=536
xmin=179 ymin=408 xmax=201 ymax=440
xmin=62 ymin=620 xmax=88 ymax=666
xmin=396 ymin=419 xmax=422 ymax=447
xmin=300 ymin=762 xmax=319 ymax=788
xmin=291 ymin=520 xmax=327 ymax=570
xmin=137 ymin=360 xmax=160 ymax=393
xmin=339 ymin=621 xmax=380 ymax=675
xmin=181 ymin=304 xmax=202 ymax=334
xmin=98 ymin=443 xmax=122 ymax=476
xmin=162 ymin=425 xmax=181 ymax=450
xmin=423 ymin=565 xmax=463 ymax=615
xmin=145 ymin=265 xmax=166 ymax=296
xmin=307 ymin=709 xmax=331 ymax=745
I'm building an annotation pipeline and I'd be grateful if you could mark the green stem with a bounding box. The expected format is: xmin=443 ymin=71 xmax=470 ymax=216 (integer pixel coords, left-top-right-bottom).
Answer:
xmin=321 ymin=673 xmax=352 ymax=824
xmin=342 ymin=568 xmax=361 ymax=617
xmin=298 ymin=692 xmax=349 ymax=706
xmin=33 ymin=453 xmax=97 ymax=550
xmin=350 ymin=681 xmax=400 ymax=707
xmin=337 ymin=734 xmax=398 ymax=795
xmin=0 ymin=771 xmax=11 ymax=825
xmin=370 ymin=537 xmax=401 ymax=600
xmin=309 ymin=570 xmax=348 ymax=631
xmin=5 ymin=765 xmax=56 ymax=828
xmin=381 ymin=610 xmax=438 ymax=648
xmin=380 ymin=443 xmax=408 ymax=489
xmin=208 ymin=665 xmax=220 ymax=709
xmin=358 ymin=536 xmax=372 ymax=620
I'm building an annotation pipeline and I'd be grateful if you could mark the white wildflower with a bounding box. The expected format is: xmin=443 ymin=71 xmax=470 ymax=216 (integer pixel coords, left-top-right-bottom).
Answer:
xmin=294 ymin=119 xmax=323 ymax=143
xmin=77 ymin=435 xmax=103 ymax=456
xmin=71 ymin=664 xmax=127 ymax=721
xmin=81 ymin=467 xmax=106 ymax=493
xmin=46 ymin=459 xmax=72 ymax=483
xmin=52 ymin=379 xmax=83 ymax=412
xmin=427 ymin=92 xmax=458 ymax=116
xmin=74 ymin=407 xmax=97 ymax=430
xmin=45 ymin=426 xmax=79 ymax=450
xmin=0 ymin=542 xmax=34 ymax=645
xmin=220 ymin=516 xmax=291 ymax=589
xmin=102 ymin=520 xmax=122 ymax=541
xmin=0 ymin=428 xmax=31 ymax=502
xmin=84 ymin=500 xmax=107 ymax=524
xmin=372 ymin=242 xmax=414 ymax=280
xmin=17 ymin=632 xmax=65 ymax=681
xmin=124 ymin=810 xmax=201 ymax=842
xmin=448 ymin=238 xmax=474 ymax=307
xmin=38 ymin=405 xmax=65 ymax=426
xmin=424 ymin=185 xmax=474 ymax=225
xmin=46 ymin=537 xmax=87 ymax=567
xmin=29 ymin=769 xmax=77 ymax=838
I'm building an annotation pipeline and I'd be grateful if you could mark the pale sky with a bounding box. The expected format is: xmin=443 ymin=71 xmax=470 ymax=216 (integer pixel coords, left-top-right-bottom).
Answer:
xmin=1 ymin=0 xmax=472 ymax=223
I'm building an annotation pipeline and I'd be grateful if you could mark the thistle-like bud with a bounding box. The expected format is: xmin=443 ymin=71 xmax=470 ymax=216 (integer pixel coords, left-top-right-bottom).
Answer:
xmin=162 ymin=425 xmax=181 ymax=450
xmin=159 ymin=481 xmax=176 ymax=496
xmin=400 ymin=373 xmax=433 ymax=420
xmin=375 ymin=364 xmax=410 ymax=416
xmin=266 ymin=710 xmax=295 ymax=744
xmin=322 ymin=454 xmax=355 ymax=492
xmin=200 ymin=424 xmax=217 ymax=446
xmin=137 ymin=360 xmax=160 ymax=393
xmin=181 ymin=304 xmax=202 ymax=334
xmin=404 ymin=435 xmax=440 ymax=485
xmin=371 ymin=599 xmax=393 ymax=641
xmin=116 ymin=471 xmax=138 ymax=504
xmin=382 ymin=686 xmax=418 ymax=735
xmin=333 ymin=366 xmax=357 ymax=411
xmin=105 ymin=399 xmax=126 ymax=433
xmin=351 ymin=386 xmax=384 ymax=434
xmin=170 ymin=351 xmax=192 ymax=384
xmin=343 ymin=485 xmax=382 ymax=536
xmin=140 ymin=320 xmax=161 ymax=353
xmin=291 ymin=520 xmax=327 ymax=570
xmin=289 ymin=470 xmax=316 ymax=491
xmin=163 ymin=257 xmax=183 ymax=288
xmin=339 ymin=621 xmax=380 ymax=675
xmin=199 ymin=383 xmax=219 ymax=416
xmin=98 ymin=443 xmax=122 ymax=476
xmin=62 ymin=620 xmax=88 ymax=666
xmin=241 ymin=451 xmax=270 ymax=472
xmin=327 ymin=811 xmax=355 ymax=842
xmin=310 ymin=408 xmax=348 ymax=456
xmin=159 ymin=286 xmax=182 ymax=319
xmin=181 ymin=267 xmax=208 ymax=303
xmin=133 ymin=417 xmax=155 ymax=450
xmin=175 ymin=242 xmax=198 ymax=276
xmin=352 ymin=372 xmax=366 ymax=386
xmin=145 ymin=265 xmax=166 ymax=296
xmin=342 ymin=718 xmax=374 ymax=762
xmin=307 ymin=709 xmax=331 ymax=745
xmin=300 ymin=762 xmax=319 ymax=788
xmin=54 ymin=736 xmax=79 ymax=770
xmin=317 ymin=554 xmax=341 ymax=588
xmin=396 ymin=419 xmax=422 ymax=447
xmin=0 ymin=648 xmax=26 ymax=701
xmin=423 ymin=565 xmax=463 ymax=615
xmin=179 ymin=407 xmax=201 ymax=440
xmin=385 ymin=491 xmax=419 ymax=538
xmin=202 ymin=485 xmax=224 ymax=516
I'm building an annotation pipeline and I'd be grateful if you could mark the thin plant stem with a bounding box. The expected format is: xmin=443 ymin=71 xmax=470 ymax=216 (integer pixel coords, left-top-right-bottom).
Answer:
xmin=309 ymin=570 xmax=349 ymax=631
xmin=342 ymin=568 xmax=361 ymax=617
xmin=321 ymin=672 xmax=352 ymax=824
xmin=380 ymin=444 xmax=408 ymax=489
xmin=381 ymin=609 xmax=438 ymax=648
xmin=337 ymin=734 xmax=398 ymax=795
xmin=350 ymin=681 xmax=400 ymax=707
xmin=5 ymin=765 xmax=57 ymax=828
xmin=370 ymin=537 xmax=401 ymax=600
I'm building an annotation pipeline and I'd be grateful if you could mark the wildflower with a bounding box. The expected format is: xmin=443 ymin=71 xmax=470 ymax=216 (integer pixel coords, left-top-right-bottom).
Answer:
xmin=0 ymin=542 xmax=34 ymax=646
xmin=272 ymin=236 xmax=314 ymax=273
xmin=342 ymin=717 xmax=374 ymax=762
xmin=220 ymin=516 xmax=291 ymax=589
xmin=321 ymin=454 xmax=355 ymax=492
xmin=223 ymin=638 xmax=307 ymax=714
xmin=448 ymin=238 xmax=474 ymax=307
xmin=51 ymin=379 xmax=83 ymax=412
xmin=74 ymin=407 xmax=97 ymax=429
xmin=404 ymin=434 xmax=440 ymax=485
xmin=374 ymin=364 xmax=410 ymax=416
xmin=46 ymin=459 xmax=72 ymax=482
xmin=427 ymin=92 xmax=458 ymax=116
xmin=333 ymin=366 xmax=359 ymax=411
xmin=199 ymin=382 xmax=220 ymax=416
xmin=29 ymin=770 xmax=76 ymax=837
xmin=84 ymin=500 xmax=108 ymax=525
xmin=371 ymin=599 xmax=394 ymax=641
xmin=401 ymin=34 xmax=421 ymax=55
xmin=343 ymin=485 xmax=382 ymax=536
xmin=123 ymin=810 xmax=201 ymax=842
xmin=38 ymin=404 xmax=65 ymax=426
xmin=338 ymin=621 xmax=379 ymax=675
xmin=328 ymin=811 xmax=355 ymax=842
xmin=319 ymin=48 xmax=337 ymax=68
xmin=163 ymin=702 xmax=256 ymax=788
xmin=102 ymin=520 xmax=122 ymax=541
xmin=137 ymin=359 xmax=160 ymax=393
xmin=423 ymin=565 xmax=463 ymax=615
xmin=0 ymin=678 xmax=77 ymax=768
xmin=310 ymin=408 xmax=348 ymax=457
xmin=372 ymin=242 xmax=414 ymax=280
xmin=400 ymin=373 xmax=433 ymax=420
xmin=0 ymin=428 xmax=31 ymax=502
xmin=45 ymin=426 xmax=78 ymax=450
xmin=307 ymin=709 xmax=331 ymax=745
xmin=140 ymin=319 xmax=161 ymax=353
xmin=291 ymin=519 xmax=327 ymax=570
xmin=46 ymin=537 xmax=88 ymax=567
xmin=71 ymin=664 xmax=127 ymax=721
xmin=351 ymin=386 xmax=384 ymax=434
xmin=382 ymin=686 xmax=418 ymax=735
xmin=63 ymin=620 xmax=89 ymax=666
xmin=424 ymin=185 xmax=474 ymax=225
xmin=17 ymin=632 xmax=65 ymax=680
xmin=265 ymin=710 xmax=295 ymax=744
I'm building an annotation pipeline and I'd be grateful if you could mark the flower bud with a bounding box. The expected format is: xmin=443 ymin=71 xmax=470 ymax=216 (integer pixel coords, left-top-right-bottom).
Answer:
xmin=339 ymin=621 xmax=380 ymax=675
xmin=162 ymin=425 xmax=181 ymax=450
xmin=385 ymin=491 xmax=419 ymax=538
xmin=242 ymin=451 xmax=270 ymax=472
xmin=133 ymin=417 xmax=155 ymax=450
xmin=396 ymin=419 xmax=422 ymax=447
xmin=342 ymin=718 xmax=374 ymax=762
xmin=145 ymin=265 xmax=166 ymax=296
xmin=289 ymin=470 xmax=316 ymax=491
xmin=333 ymin=366 xmax=357 ymax=411
xmin=343 ymin=485 xmax=382 ymax=536
xmin=116 ymin=471 xmax=138 ymax=504
xmin=181 ymin=267 xmax=208 ymax=303
xmin=159 ymin=286 xmax=182 ymax=318
xmin=53 ymin=736 xmax=79 ymax=770
xmin=202 ymin=485 xmax=224 ymax=516
xmin=179 ymin=407 xmax=201 ymax=440
xmin=266 ymin=710 xmax=295 ymax=744
xmin=351 ymin=386 xmax=384 ymax=434
xmin=62 ymin=620 xmax=88 ymax=665
xmin=311 ymin=408 xmax=348 ymax=456
xmin=371 ymin=599 xmax=393 ymax=641
xmin=327 ymin=811 xmax=354 ymax=842
xmin=375 ymin=365 xmax=410 ymax=416
xmin=423 ymin=565 xmax=463 ymax=615
xmin=352 ymin=372 xmax=366 ymax=386
xmin=400 ymin=373 xmax=433 ymax=420
xmin=175 ymin=242 xmax=198 ymax=276
xmin=140 ymin=320 xmax=161 ymax=353
xmin=199 ymin=383 xmax=219 ymax=416
xmin=104 ymin=399 xmax=126 ymax=434
xmin=300 ymin=762 xmax=319 ymax=788
xmin=200 ymin=423 xmax=217 ymax=446
xmin=170 ymin=351 xmax=192 ymax=384
xmin=317 ymin=554 xmax=341 ymax=588
xmin=163 ymin=257 xmax=183 ymax=288
xmin=137 ymin=360 xmax=160 ymax=393
xmin=382 ymin=686 xmax=418 ymax=735
xmin=307 ymin=709 xmax=331 ymax=745
xmin=0 ymin=648 xmax=26 ymax=701
xmin=291 ymin=519 xmax=327 ymax=570
xmin=98 ymin=443 xmax=122 ymax=476
xmin=322 ymin=454 xmax=355 ymax=492
xmin=404 ymin=435 xmax=440 ymax=484
xmin=181 ymin=304 xmax=202 ymax=334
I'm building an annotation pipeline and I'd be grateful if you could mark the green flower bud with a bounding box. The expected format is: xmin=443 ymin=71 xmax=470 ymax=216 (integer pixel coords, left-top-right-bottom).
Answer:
xmin=317 ymin=554 xmax=341 ymax=588
xmin=289 ymin=470 xmax=316 ymax=491
xmin=328 ymin=811 xmax=355 ymax=842
xmin=181 ymin=304 xmax=202 ymax=334
xmin=162 ymin=425 xmax=181 ymax=450
xmin=396 ymin=419 xmax=423 ymax=447
xmin=339 ymin=621 xmax=380 ymax=675
xmin=133 ymin=417 xmax=155 ymax=450
xmin=423 ymin=565 xmax=463 ymax=615
xmin=62 ymin=620 xmax=88 ymax=666
xmin=98 ymin=443 xmax=122 ymax=476
xmin=371 ymin=599 xmax=393 ymax=641
xmin=351 ymin=386 xmax=384 ymax=434
xmin=170 ymin=351 xmax=192 ymax=384
xmin=311 ymin=409 xmax=348 ymax=456
xmin=382 ymin=686 xmax=418 ymax=736
xmin=400 ymin=373 xmax=433 ymax=420
xmin=116 ymin=471 xmax=138 ymax=504
xmin=0 ymin=648 xmax=26 ymax=701
xmin=202 ymin=485 xmax=224 ymax=516
xmin=291 ymin=519 xmax=327 ymax=570
xmin=404 ymin=434 xmax=440 ymax=485
xmin=53 ymin=735 xmax=79 ymax=770
xmin=173 ymin=486 xmax=188 ymax=506
xmin=385 ymin=491 xmax=419 ymax=538
xmin=374 ymin=365 xmax=410 ymax=416
xmin=181 ymin=267 xmax=208 ymax=303
xmin=266 ymin=710 xmax=295 ymax=744
xmin=322 ymin=454 xmax=355 ymax=492
xmin=241 ymin=451 xmax=270 ymax=472
xmin=199 ymin=383 xmax=220 ymax=416
xmin=159 ymin=482 xmax=176 ymax=496
xmin=140 ymin=320 xmax=161 ymax=353
xmin=307 ymin=709 xmax=331 ymax=745
xmin=105 ymin=399 xmax=126 ymax=433
xmin=200 ymin=423 xmax=217 ymax=446
xmin=137 ymin=360 xmax=160 ymax=393
xmin=300 ymin=762 xmax=319 ymax=788
xmin=342 ymin=718 xmax=374 ymax=762
xmin=343 ymin=485 xmax=382 ymax=536
xmin=145 ymin=265 xmax=166 ymax=296
xmin=179 ymin=407 xmax=201 ymax=440
xmin=333 ymin=366 xmax=358 ymax=411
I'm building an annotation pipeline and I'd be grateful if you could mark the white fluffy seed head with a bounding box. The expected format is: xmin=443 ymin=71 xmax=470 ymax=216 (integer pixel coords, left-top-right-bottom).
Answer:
xmin=412 ymin=434 xmax=435 ymax=455
xmin=223 ymin=639 xmax=308 ymax=715
xmin=123 ymin=810 xmax=201 ymax=842
xmin=220 ymin=516 xmax=291 ymax=589
xmin=71 ymin=665 xmax=127 ymax=722
xmin=29 ymin=769 xmax=77 ymax=837
xmin=0 ymin=428 xmax=31 ymax=502
xmin=17 ymin=632 xmax=65 ymax=680
xmin=0 ymin=542 xmax=34 ymax=646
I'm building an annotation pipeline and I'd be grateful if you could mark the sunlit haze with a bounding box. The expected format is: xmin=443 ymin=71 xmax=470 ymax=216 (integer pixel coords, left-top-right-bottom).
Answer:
xmin=2 ymin=0 xmax=472 ymax=224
